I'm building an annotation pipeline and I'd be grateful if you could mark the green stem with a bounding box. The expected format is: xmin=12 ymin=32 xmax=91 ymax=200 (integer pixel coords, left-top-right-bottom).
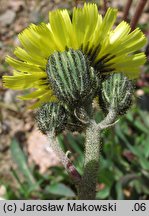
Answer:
xmin=78 ymin=120 xmax=100 ymax=200
xmin=78 ymin=109 xmax=117 ymax=200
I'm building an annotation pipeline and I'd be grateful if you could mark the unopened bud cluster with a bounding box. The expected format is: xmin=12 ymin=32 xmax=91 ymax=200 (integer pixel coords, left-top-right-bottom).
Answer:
xmin=36 ymin=49 xmax=134 ymax=135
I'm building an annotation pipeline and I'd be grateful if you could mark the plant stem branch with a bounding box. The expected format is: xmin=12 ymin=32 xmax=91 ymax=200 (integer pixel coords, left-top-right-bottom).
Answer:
xmin=78 ymin=109 xmax=117 ymax=200
xmin=130 ymin=0 xmax=148 ymax=31
xmin=97 ymin=109 xmax=117 ymax=130
xmin=47 ymin=131 xmax=81 ymax=184
xmin=47 ymin=109 xmax=117 ymax=199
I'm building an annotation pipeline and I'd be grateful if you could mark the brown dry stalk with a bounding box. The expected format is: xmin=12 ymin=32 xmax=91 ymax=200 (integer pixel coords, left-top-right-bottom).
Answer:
xmin=123 ymin=0 xmax=133 ymax=21
xmin=74 ymin=0 xmax=79 ymax=7
xmin=130 ymin=0 xmax=148 ymax=31
xmin=103 ymin=0 xmax=108 ymax=14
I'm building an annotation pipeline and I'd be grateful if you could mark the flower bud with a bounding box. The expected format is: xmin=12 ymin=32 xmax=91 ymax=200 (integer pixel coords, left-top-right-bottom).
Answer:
xmin=99 ymin=73 xmax=133 ymax=115
xmin=36 ymin=103 xmax=67 ymax=134
xmin=46 ymin=49 xmax=99 ymax=108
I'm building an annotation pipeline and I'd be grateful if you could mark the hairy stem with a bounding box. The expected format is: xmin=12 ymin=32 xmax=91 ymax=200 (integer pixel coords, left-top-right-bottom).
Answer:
xmin=47 ymin=131 xmax=81 ymax=184
xmin=78 ymin=120 xmax=100 ymax=200
xmin=78 ymin=109 xmax=117 ymax=200
xmin=98 ymin=109 xmax=117 ymax=130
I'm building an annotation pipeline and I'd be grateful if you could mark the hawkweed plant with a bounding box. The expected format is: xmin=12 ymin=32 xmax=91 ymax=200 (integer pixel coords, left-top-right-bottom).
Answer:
xmin=3 ymin=3 xmax=147 ymax=200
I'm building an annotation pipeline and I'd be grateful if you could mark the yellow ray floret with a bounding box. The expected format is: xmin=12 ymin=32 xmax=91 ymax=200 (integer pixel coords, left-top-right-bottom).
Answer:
xmin=3 ymin=3 xmax=147 ymax=108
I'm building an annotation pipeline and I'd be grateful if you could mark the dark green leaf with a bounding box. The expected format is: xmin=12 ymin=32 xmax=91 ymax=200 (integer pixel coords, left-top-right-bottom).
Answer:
xmin=96 ymin=185 xmax=110 ymax=199
xmin=45 ymin=183 xmax=75 ymax=197
xmin=10 ymin=139 xmax=36 ymax=187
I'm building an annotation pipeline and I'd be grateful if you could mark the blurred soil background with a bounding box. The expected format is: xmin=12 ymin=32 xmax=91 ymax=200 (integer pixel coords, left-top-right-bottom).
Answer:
xmin=0 ymin=0 xmax=149 ymax=199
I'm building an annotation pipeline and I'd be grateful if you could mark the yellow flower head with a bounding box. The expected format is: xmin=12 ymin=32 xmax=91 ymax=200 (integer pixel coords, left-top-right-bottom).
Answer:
xmin=3 ymin=3 xmax=147 ymax=108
